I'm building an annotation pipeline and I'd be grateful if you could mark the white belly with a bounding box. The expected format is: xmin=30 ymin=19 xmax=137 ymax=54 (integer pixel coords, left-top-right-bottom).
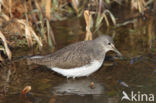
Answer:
xmin=51 ymin=60 xmax=103 ymax=78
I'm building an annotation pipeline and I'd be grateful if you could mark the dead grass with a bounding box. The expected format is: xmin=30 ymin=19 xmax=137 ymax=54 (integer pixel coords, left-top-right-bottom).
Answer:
xmin=71 ymin=0 xmax=79 ymax=14
xmin=0 ymin=31 xmax=12 ymax=60
xmin=95 ymin=9 xmax=116 ymax=32
xmin=0 ymin=0 xmax=154 ymax=61
xmin=45 ymin=0 xmax=51 ymax=20
xmin=17 ymin=19 xmax=43 ymax=48
xmin=131 ymin=0 xmax=146 ymax=13
xmin=84 ymin=10 xmax=93 ymax=40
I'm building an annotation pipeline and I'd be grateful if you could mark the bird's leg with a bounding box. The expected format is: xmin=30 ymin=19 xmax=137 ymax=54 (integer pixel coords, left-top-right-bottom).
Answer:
xmin=66 ymin=76 xmax=69 ymax=81
xmin=72 ymin=77 xmax=75 ymax=80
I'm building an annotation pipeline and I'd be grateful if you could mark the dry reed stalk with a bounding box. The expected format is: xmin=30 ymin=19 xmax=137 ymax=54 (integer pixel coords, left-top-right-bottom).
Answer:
xmin=84 ymin=10 xmax=92 ymax=41
xmin=17 ymin=20 xmax=43 ymax=48
xmin=0 ymin=54 xmax=4 ymax=61
xmin=0 ymin=31 xmax=12 ymax=60
xmin=95 ymin=9 xmax=116 ymax=32
xmin=45 ymin=0 xmax=51 ymax=20
xmin=23 ymin=0 xmax=28 ymax=13
xmin=19 ymin=20 xmax=33 ymax=47
xmin=103 ymin=14 xmax=109 ymax=26
xmin=103 ymin=10 xmax=116 ymax=26
xmin=0 ymin=0 xmax=3 ymax=12
xmin=8 ymin=0 xmax=12 ymax=17
xmin=35 ymin=0 xmax=43 ymax=13
xmin=0 ymin=47 xmax=4 ymax=61
xmin=46 ymin=19 xmax=56 ymax=46
xmin=131 ymin=0 xmax=145 ymax=13
xmin=71 ymin=0 xmax=79 ymax=13
xmin=1 ymin=13 xmax=10 ymax=21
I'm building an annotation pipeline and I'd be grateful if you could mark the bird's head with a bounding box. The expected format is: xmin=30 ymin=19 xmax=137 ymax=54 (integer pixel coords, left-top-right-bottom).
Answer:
xmin=94 ymin=35 xmax=122 ymax=57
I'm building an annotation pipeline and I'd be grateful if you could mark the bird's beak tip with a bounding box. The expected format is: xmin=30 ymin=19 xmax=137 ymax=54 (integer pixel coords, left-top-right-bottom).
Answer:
xmin=114 ymin=48 xmax=122 ymax=57
xmin=111 ymin=44 xmax=123 ymax=57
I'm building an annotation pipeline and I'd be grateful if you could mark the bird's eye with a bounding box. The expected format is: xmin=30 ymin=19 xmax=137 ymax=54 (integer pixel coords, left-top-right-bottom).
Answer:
xmin=108 ymin=43 xmax=111 ymax=45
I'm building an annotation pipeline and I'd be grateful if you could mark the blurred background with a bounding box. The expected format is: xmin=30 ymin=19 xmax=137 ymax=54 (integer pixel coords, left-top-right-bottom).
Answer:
xmin=0 ymin=0 xmax=156 ymax=103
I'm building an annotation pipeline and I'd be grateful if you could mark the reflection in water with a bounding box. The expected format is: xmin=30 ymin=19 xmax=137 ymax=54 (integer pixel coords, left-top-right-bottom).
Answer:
xmin=0 ymin=65 xmax=13 ymax=96
xmin=55 ymin=95 xmax=119 ymax=103
xmin=53 ymin=79 xmax=104 ymax=95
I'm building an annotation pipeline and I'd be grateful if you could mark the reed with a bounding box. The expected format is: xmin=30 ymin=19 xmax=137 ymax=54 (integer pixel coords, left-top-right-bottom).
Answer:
xmin=0 ymin=31 xmax=12 ymax=60
xmin=0 ymin=0 xmax=154 ymax=61
xmin=131 ymin=0 xmax=146 ymax=13
xmin=84 ymin=10 xmax=93 ymax=40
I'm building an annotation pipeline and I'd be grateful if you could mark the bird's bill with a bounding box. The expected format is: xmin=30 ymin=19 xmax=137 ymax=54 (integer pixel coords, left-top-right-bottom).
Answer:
xmin=111 ymin=44 xmax=122 ymax=57
xmin=114 ymin=48 xmax=122 ymax=57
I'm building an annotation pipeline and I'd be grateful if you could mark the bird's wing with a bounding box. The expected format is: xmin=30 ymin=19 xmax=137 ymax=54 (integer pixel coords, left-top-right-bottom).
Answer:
xmin=36 ymin=41 xmax=95 ymax=69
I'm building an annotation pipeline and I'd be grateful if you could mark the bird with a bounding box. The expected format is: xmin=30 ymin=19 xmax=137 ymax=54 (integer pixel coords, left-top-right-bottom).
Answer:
xmin=27 ymin=35 xmax=122 ymax=78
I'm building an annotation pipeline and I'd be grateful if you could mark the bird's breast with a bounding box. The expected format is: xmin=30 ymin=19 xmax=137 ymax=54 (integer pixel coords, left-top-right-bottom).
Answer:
xmin=51 ymin=60 xmax=104 ymax=78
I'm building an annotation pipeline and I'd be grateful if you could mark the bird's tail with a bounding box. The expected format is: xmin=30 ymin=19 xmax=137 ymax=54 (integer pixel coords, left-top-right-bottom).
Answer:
xmin=27 ymin=55 xmax=44 ymax=65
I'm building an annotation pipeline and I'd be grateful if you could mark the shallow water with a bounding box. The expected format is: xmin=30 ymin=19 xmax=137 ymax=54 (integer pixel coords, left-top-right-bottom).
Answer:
xmin=0 ymin=12 xmax=156 ymax=103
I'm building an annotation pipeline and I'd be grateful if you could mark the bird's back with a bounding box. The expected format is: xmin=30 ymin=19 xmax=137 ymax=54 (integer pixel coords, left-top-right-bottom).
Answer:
xmin=27 ymin=40 xmax=105 ymax=69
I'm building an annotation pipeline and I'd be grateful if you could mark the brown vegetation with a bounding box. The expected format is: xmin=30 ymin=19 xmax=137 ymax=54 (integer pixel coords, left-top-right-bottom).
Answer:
xmin=0 ymin=0 xmax=154 ymax=61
